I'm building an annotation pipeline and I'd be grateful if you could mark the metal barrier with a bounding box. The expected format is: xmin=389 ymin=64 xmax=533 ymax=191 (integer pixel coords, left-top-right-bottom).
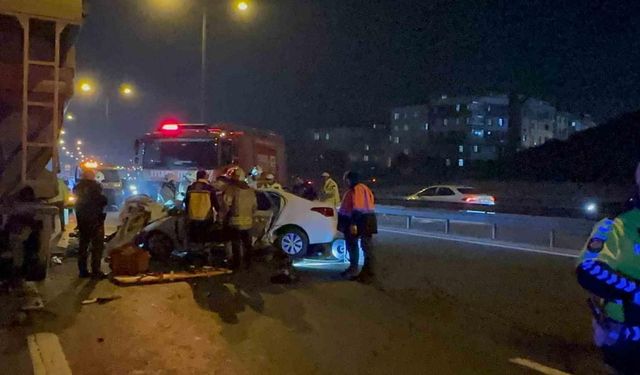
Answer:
xmin=375 ymin=207 xmax=590 ymax=250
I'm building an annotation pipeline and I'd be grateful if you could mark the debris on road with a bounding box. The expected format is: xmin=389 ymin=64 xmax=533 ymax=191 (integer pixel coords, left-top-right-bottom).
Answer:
xmin=81 ymin=296 xmax=122 ymax=305
xmin=51 ymin=256 xmax=63 ymax=265
xmin=112 ymin=267 xmax=232 ymax=285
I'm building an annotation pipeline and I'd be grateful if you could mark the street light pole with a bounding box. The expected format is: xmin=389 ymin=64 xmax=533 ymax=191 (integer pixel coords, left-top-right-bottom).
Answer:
xmin=200 ymin=10 xmax=207 ymax=123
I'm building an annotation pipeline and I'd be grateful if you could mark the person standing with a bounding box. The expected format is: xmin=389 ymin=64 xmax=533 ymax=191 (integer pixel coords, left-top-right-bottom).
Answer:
xmin=73 ymin=169 xmax=108 ymax=278
xmin=319 ymin=172 xmax=340 ymax=207
xmin=185 ymin=170 xmax=219 ymax=244
xmin=576 ymin=162 xmax=640 ymax=373
xmin=220 ymin=167 xmax=257 ymax=270
xmin=263 ymin=173 xmax=283 ymax=190
xmin=338 ymin=171 xmax=377 ymax=283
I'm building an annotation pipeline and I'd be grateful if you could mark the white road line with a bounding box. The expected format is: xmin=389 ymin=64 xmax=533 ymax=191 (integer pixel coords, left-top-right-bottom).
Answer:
xmin=509 ymin=357 xmax=572 ymax=375
xmin=27 ymin=333 xmax=72 ymax=375
xmin=379 ymin=228 xmax=580 ymax=259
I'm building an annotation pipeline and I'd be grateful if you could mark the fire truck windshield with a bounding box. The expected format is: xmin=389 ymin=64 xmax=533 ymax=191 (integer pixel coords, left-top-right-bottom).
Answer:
xmin=143 ymin=139 xmax=220 ymax=169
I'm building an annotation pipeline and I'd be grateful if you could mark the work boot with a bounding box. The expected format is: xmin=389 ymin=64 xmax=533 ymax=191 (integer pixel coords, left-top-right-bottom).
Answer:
xmin=91 ymin=272 xmax=107 ymax=280
xmin=79 ymin=271 xmax=90 ymax=278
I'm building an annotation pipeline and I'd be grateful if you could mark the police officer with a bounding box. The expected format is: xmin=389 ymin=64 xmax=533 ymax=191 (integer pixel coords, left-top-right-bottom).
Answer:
xmin=338 ymin=171 xmax=377 ymax=283
xmin=576 ymin=162 xmax=640 ymax=373
xmin=73 ymin=169 xmax=108 ymax=278
xmin=319 ymin=172 xmax=340 ymax=207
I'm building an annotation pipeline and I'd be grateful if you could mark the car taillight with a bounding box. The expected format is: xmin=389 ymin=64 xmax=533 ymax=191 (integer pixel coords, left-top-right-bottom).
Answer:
xmin=311 ymin=207 xmax=334 ymax=217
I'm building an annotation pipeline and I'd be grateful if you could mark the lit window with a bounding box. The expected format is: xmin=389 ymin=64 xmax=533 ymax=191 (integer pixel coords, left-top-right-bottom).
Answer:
xmin=364 ymin=144 xmax=370 ymax=151
xmin=372 ymin=124 xmax=377 ymax=129
xmin=425 ymin=123 xmax=429 ymax=131
xmin=387 ymin=157 xmax=392 ymax=167
xmin=394 ymin=113 xmax=400 ymax=120
xmin=445 ymin=158 xmax=451 ymax=167
xmin=458 ymin=145 xmax=464 ymax=153
xmin=414 ymin=111 xmax=419 ymax=118
xmin=388 ymin=135 xmax=393 ymax=141
xmin=313 ymin=132 xmax=320 ymax=141
xmin=571 ymin=121 xmax=577 ymax=128
xmin=458 ymin=159 xmax=464 ymax=167
xmin=473 ymin=145 xmax=479 ymax=153
xmin=466 ymin=117 xmax=470 ymax=124
xmin=487 ymin=105 xmax=491 ymax=112
xmin=456 ymin=104 xmax=461 ymax=112
xmin=363 ymin=155 xmax=369 ymax=162
xmin=522 ymin=135 xmax=527 ymax=142
xmin=325 ymin=133 xmax=330 ymax=140
xmin=403 ymin=148 xmax=410 ymax=155
xmin=404 ymin=124 xmax=409 ymax=131
xmin=456 ymin=118 xmax=460 ymax=125
xmin=394 ymin=136 xmax=400 ymax=144
xmin=498 ymin=118 xmax=504 ymax=127
xmin=487 ymin=118 xmax=492 ymax=126
xmin=444 ymin=119 xmax=448 ymax=126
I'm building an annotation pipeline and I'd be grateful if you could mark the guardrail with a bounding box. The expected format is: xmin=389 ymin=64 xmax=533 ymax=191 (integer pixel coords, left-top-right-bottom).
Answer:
xmin=375 ymin=205 xmax=594 ymax=251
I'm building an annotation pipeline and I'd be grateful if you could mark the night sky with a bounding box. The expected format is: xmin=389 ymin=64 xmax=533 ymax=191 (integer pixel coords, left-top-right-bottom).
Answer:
xmin=66 ymin=0 xmax=640 ymax=164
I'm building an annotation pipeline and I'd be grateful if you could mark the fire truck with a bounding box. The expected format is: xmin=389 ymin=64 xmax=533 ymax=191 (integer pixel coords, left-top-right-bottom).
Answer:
xmin=132 ymin=122 xmax=287 ymax=197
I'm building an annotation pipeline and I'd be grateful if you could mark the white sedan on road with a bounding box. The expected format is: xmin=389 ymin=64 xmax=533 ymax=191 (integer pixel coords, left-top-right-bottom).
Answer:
xmin=405 ymin=185 xmax=496 ymax=206
xmin=120 ymin=189 xmax=339 ymax=260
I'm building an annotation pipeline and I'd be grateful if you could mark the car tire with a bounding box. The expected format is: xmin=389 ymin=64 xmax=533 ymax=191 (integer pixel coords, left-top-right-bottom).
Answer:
xmin=331 ymin=239 xmax=364 ymax=264
xmin=146 ymin=232 xmax=173 ymax=262
xmin=277 ymin=227 xmax=308 ymax=258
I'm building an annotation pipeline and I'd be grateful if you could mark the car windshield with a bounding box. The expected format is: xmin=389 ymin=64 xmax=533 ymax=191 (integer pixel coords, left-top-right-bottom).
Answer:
xmin=457 ymin=188 xmax=482 ymax=195
xmin=143 ymin=139 xmax=219 ymax=169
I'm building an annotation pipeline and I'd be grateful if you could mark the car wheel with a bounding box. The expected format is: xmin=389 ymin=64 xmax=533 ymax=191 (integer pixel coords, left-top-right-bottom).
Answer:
xmin=146 ymin=232 xmax=173 ymax=262
xmin=278 ymin=228 xmax=308 ymax=258
xmin=331 ymin=239 xmax=364 ymax=264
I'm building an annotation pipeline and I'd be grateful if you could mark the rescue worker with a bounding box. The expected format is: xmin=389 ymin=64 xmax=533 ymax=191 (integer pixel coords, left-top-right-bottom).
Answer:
xmin=263 ymin=173 xmax=283 ymax=190
xmin=73 ymin=169 xmax=108 ymax=278
xmin=185 ymin=170 xmax=219 ymax=244
xmin=576 ymin=162 xmax=640 ymax=373
xmin=158 ymin=173 xmax=178 ymax=206
xmin=338 ymin=171 xmax=377 ymax=283
xmin=319 ymin=172 xmax=340 ymax=207
xmin=220 ymin=167 xmax=257 ymax=270
xmin=48 ymin=177 xmax=71 ymax=231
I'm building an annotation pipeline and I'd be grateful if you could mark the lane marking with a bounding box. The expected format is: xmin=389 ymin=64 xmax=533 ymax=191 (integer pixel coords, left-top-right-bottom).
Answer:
xmin=509 ymin=358 xmax=572 ymax=375
xmin=379 ymin=228 xmax=579 ymax=259
xmin=27 ymin=333 xmax=72 ymax=375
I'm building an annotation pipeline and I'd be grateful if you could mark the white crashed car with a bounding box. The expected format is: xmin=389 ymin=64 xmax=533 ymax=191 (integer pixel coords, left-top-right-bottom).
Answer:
xmin=115 ymin=189 xmax=340 ymax=259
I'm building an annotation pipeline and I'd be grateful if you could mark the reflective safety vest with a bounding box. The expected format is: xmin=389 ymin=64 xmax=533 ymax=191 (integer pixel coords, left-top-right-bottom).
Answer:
xmin=321 ymin=178 xmax=340 ymax=207
xmin=577 ymin=209 xmax=640 ymax=323
xmin=187 ymin=190 xmax=213 ymax=221
xmin=339 ymin=183 xmax=375 ymax=217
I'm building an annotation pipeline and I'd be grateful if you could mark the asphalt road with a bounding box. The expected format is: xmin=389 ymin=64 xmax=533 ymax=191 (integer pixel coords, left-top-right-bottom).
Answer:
xmin=0 ymin=228 xmax=606 ymax=374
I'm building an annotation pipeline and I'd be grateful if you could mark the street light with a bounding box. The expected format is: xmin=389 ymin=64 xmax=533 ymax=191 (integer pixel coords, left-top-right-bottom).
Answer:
xmin=65 ymin=113 xmax=75 ymax=121
xmin=149 ymin=0 xmax=254 ymax=122
xmin=119 ymin=83 xmax=136 ymax=98
xmin=77 ymin=140 xmax=83 ymax=145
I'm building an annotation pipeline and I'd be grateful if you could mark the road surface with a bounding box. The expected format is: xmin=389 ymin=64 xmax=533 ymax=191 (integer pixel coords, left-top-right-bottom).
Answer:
xmin=0 ymin=227 xmax=606 ymax=374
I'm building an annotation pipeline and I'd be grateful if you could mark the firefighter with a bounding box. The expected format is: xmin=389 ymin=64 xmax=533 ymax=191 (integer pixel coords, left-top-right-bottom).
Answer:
xmin=576 ymin=162 xmax=640 ymax=373
xmin=319 ymin=172 xmax=340 ymax=207
xmin=338 ymin=171 xmax=377 ymax=283
xmin=221 ymin=167 xmax=257 ymax=270
xmin=263 ymin=173 xmax=283 ymax=190
xmin=73 ymin=169 xmax=108 ymax=278
xmin=158 ymin=173 xmax=178 ymax=206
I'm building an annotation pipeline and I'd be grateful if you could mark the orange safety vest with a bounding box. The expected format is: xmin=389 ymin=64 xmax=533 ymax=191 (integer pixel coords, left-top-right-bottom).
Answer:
xmin=339 ymin=183 xmax=375 ymax=216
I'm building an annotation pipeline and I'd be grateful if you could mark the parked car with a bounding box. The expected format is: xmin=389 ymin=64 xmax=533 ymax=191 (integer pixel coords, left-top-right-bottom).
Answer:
xmin=111 ymin=189 xmax=339 ymax=261
xmin=405 ymin=185 xmax=496 ymax=206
